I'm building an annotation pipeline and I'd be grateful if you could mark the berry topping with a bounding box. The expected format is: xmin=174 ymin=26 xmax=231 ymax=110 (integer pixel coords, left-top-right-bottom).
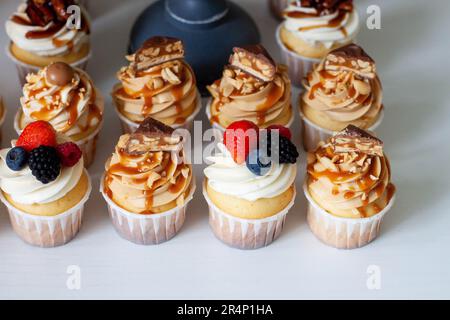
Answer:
xmin=223 ymin=120 xmax=259 ymax=164
xmin=273 ymin=135 xmax=299 ymax=164
xmin=16 ymin=121 xmax=57 ymax=152
xmin=6 ymin=147 xmax=28 ymax=171
xmin=246 ymin=149 xmax=272 ymax=176
xmin=28 ymin=146 xmax=61 ymax=184
xmin=267 ymin=125 xmax=292 ymax=140
xmin=57 ymin=142 xmax=82 ymax=167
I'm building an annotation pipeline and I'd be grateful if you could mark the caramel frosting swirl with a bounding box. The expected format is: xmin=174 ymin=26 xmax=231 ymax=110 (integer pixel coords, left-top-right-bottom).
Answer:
xmin=19 ymin=66 xmax=103 ymax=140
xmin=302 ymin=59 xmax=383 ymax=131
xmin=104 ymin=134 xmax=193 ymax=214
xmin=306 ymin=139 xmax=395 ymax=219
xmin=208 ymin=65 xmax=292 ymax=128
xmin=113 ymin=59 xmax=199 ymax=126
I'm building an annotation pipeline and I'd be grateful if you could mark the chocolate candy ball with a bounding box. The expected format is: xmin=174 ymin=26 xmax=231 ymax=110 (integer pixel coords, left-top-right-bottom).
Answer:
xmin=45 ymin=62 xmax=75 ymax=86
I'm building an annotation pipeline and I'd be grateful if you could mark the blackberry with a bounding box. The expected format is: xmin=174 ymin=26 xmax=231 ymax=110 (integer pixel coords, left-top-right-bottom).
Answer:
xmin=261 ymin=132 xmax=299 ymax=164
xmin=28 ymin=146 xmax=61 ymax=184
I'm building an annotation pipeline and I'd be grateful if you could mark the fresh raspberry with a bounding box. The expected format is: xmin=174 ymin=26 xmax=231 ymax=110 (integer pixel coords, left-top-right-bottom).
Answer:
xmin=267 ymin=125 xmax=292 ymax=140
xmin=223 ymin=120 xmax=259 ymax=164
xmin=16 ymin=121 xmax=57 ymax=152
xmin=56 ymin=142 xmax=82 ymax=167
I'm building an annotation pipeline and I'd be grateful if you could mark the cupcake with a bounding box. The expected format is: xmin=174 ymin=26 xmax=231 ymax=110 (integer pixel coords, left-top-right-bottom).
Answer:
xmin=5 ymin=0 xmax=91 ymax=85
xmin=0 ymin=121 xmax=91 ymax=247
xmin=0 ymin=97 xmax=6 ymax=144
xmin=207 ymin=45 xmax=293 ymax=132
xmin=276 ymin=0 xmax=359 ymax=86
xmin=300 ymin=44 xmax=384 ymax=151
xmin=101 ymin=117 xmax=196 ymax=245
xmin=112 ymin=36 xmax=201 ymax=133
xmin=269 ymin=0 xmax=288 ymax=20
xmin=203 ymin=120 xmax=299 ymax=249
xmin=15 ymin=62 xmax=104 ymax=167
xmin=304 ymin=125 xmax=396 ymax=249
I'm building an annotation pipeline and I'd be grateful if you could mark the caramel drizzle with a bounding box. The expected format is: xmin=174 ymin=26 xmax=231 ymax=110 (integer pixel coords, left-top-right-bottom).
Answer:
xmin=105 ymin=151 xmax=189 ymax=215
xmin=298 ymin=10 xmax=348 ymax=32
xmin=309 ymin=149 xmax=394 ymax=217
xmin=116 ymin=67 xmax=188 ymax=119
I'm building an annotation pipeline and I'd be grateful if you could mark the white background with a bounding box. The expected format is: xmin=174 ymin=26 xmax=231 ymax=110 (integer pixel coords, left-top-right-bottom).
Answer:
xmin=0 ymin=0 xmax=449 ymax=300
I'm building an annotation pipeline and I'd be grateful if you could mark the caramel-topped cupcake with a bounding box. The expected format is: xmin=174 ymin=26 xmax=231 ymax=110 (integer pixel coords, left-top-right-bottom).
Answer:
xmin=300 ymin=44 xmax=384 ymax=151
xmin=279 ymin=0 xmax=359 ymax=59
xmin=304 ymin=125 xmax=396 ymax=249
xmin=101 ymin=117 xmax=195 ymax=245
xmin=207 ymin=45 xmax=293 ymax=130
xmin=15 ymin=62 xmax=104 ymax=167
xmin=5 ymin=0 xmax=91 ymax=84
xmin=112 ymin=36 xmax=200 ymax=133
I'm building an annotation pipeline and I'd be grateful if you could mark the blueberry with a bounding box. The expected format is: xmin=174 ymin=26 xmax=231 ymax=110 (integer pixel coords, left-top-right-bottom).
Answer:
xmin=246 ymin=149 xmax=272 ymax=176
xmin=6 ymin=147 xmax=28 ymax=171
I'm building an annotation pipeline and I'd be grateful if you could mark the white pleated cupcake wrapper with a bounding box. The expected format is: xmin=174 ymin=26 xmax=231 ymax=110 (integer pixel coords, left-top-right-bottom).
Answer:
xmin=275 ymin=24 xmax=321 ymax=88
xmin=114 ymin=91 xmax=203 ymax=134
xmin=0 ymin=170 xmax=92 ymax=248
xmin=269 ymin=0 xmax=288 ymax=20
xmin=100 ymin=175 xmax=196 ymax=245
xmin=303 ymin=182 xmax=396 ymax=249
xmin=205 ymin=98 xmax=295 ymax=133
xmin=299 ymin=107 xmax=384 ymax=152
xmin=14 ymin=109 xmax=103 ymax=168
xmin=5 ymin=44 xmax=92 ymax=87
xmin=203 ymin=182 xmax=296 ymax=250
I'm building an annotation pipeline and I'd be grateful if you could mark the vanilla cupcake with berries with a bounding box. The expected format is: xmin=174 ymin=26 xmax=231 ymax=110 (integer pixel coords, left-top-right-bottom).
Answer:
xmin=0 ymin=121 xmax=91 ymax=247
xmin=15 ymin=62 xmax=104 ymax=167
xmin=203 ymin=120 xmax=298 ymax=249
xmin=207 ymin=45 xmax=293 ymax=131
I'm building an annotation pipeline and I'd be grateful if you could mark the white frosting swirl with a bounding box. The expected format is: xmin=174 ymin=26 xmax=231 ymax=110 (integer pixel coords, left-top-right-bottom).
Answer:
xmin=284 ymin=4 xmax=359 ymax=48
xmin=0 ymin=138 xmax=84 ymax=205
xmin=5 ymin=3 xmax=90 ymax=57
xmin=204 ymin=143 xmax=297 ymax=201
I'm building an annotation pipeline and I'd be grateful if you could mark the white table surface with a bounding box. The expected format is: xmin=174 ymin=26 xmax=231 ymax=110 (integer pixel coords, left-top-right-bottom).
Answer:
xmin=0 ymin=0 xmax=449 ymax=300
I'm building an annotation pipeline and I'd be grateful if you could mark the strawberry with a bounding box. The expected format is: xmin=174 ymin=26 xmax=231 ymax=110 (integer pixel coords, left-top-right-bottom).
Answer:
xmin=223 ymin=120 xmax=259 ymax=164
xmin=16 ymin=121 xmax=57 ymax=152
xmin=267 ymin=125 xmax=292 ymax=140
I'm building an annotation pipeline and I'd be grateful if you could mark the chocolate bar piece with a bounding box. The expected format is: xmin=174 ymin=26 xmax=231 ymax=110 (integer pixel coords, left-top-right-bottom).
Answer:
xmin=132 ymin=36 xmax=184 ymax=72
xmin=124 ymin=117 xmax=182 ymax=154
xmin=331 ymin=125 xmax=383 ymax=156
xmin=324 ymin=44 xmax=376 ymax=79
xmin=299 ymin=0 xmax=353 ymax=15
xmin=25 ymin=0 xmax=75 ymax=26
xmin=229 ymin=45 xmax=276 ymax=82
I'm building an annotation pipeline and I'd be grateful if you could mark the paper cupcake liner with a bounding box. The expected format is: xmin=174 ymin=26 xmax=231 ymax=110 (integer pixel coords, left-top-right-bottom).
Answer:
xmin=269 ymin=0 xmax=288 ymax=20
xmin=14 ymin=110 xmax=103 ymax=168
xmin=203 ymin=182 xmax=296 ymax=250
xmin=100 ymin=175 xmax=196 ymax=245
xmin=5 ymin=44 xmax=92 ymax=86
xmin=0 ymin=170 xmax=92 ymax=248
xmin=299 ymin=107 xmax=385 ymax=152
xmin=275 ymin=24 xmax=321 ymax=88
xmin=205 ymin=98 xmax=295 ymax=133
xmin=114 ymin=91 xmax=202 ymax=134
xmin=303 ymin=183 xmax=396 ymax=249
